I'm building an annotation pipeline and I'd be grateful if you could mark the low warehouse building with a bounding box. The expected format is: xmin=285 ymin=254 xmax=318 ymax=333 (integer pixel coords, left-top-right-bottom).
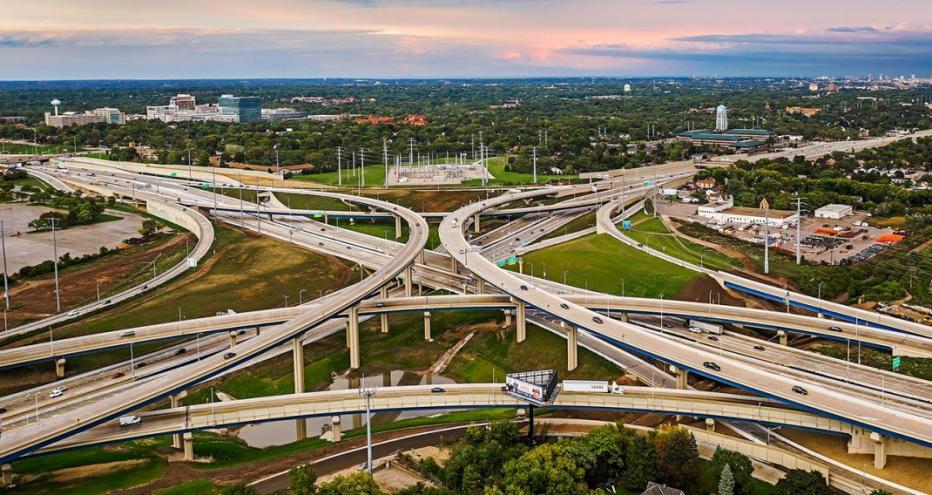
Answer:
xmin=814 ymin=204 xmax=853 ymax=219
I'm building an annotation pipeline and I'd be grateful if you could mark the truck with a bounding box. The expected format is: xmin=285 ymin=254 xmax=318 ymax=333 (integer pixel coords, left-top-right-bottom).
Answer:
xmin=119 ymin=415 xmax=142 ymax=426
xmin=562 ymin=380 xmax=624 ymax=394
xmin=688 ymin=320 xmax=723 ymax=335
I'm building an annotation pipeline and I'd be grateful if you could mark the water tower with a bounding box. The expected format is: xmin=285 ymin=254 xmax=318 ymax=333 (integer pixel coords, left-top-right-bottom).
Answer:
xmin=51 ymin=99 xmax=61 ymax=116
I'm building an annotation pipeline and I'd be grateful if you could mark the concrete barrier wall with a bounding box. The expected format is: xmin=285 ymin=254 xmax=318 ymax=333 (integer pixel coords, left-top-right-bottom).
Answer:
xmin=69 ymin=157 xmax=278 ymax=184
xmin=146 ymin=199 xmax=202 ymax=236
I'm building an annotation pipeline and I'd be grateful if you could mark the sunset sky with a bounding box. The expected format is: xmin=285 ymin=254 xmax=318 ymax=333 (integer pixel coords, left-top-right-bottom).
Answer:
xmin=2 ymin=0 xmax=931 ymax=79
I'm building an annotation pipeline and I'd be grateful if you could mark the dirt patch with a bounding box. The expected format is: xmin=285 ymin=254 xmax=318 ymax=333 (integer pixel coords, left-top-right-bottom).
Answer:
xmin=362 ymin=189 xmax=487 ymax=212
xmin=3 ymin=232 xmax=193 ymax=329
xmin=19 ymin=459 xmax=150 ymax=485
xmin=673 ymin=275 xmax=745 ymax=307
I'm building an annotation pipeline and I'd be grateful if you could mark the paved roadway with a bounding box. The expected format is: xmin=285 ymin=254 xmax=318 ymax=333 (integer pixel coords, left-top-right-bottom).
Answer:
xmin=439 ymin=186 xmax=932 ymax=448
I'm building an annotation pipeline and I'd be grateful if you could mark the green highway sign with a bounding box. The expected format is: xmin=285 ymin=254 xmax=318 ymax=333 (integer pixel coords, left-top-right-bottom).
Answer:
xmin=644 ymin=180 xmax=653 ymax=187
xmin=169 ymin=172 xmax=177 ymax=177
xmin=200 ymin=182 xmax=210 ymax=189
xmin=313 ymin=211 xmax=323 ymax=218
xmin=507 ymin=255 xmax=517 ymax=265
xmin=892 ymin=356 xmax=902 ymax=370
xmin=497 ymin=260 xmax=506 ymax=267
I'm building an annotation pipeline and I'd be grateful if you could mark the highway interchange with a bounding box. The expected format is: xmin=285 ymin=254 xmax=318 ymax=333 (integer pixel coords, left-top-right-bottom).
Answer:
xmin=0 ymin=146 xmax=931 ymax=493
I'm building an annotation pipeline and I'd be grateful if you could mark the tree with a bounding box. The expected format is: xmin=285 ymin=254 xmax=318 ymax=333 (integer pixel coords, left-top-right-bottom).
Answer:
xmin=718 ymin=463 xmax=734 ymax=495
xmin=500 ymin=441 xmax=594 ymax=495
xmin=652 ymin=428 xmax=700 ymax=490
xmin=869 ymin=491 xmax=893 ymax=495
xmin=289 ymin=464 xmax=318 ymax=495
xmin=619 ymin=434 xmax=655 ymax=492
xmin=219 ymin=484 xmax=257 ymax=495
xmin=708 ymin=447 xmax=754 ymax=495
xmin=316 ymin=471 xmax=382 ymax=495
xmin=578 ymin=424 xmax=627 ymax=485
xmin=139 ymin=219 xmax=159 ymax=236
xmin=775 ymin=470 xmax=830 ymax=495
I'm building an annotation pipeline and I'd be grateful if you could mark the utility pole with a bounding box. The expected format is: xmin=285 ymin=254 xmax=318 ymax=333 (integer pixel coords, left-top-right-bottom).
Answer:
xmin=49 ymin=218 xmax=61 ymax=313
xmin=187 ymin=148 xmax=192 ymax=179
xmin=274 ymin=144 xmax=280 ymax=175
xmin=795 ymin=195 xmax=802 ymax=265
xmin=532 ymin=147 xmax=537 ymax=184
xmin=382 ymin=138 xmax=388 ymax=187
xmin=359 ymin=147 xmax=365 ymax=188
xmin=409 ymin=138 xmax=415 ymax=165
xmin=764 ymin=207 xmax=770 ymax=275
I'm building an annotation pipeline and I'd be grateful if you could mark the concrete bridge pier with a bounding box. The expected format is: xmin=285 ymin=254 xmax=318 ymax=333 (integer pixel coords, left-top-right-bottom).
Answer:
xmin=515 ymin=300 xmax=526 ymax=343
xmin=617 ymin=313 xmax=628 ymax=322
xmin=404 ymin=265 xmax=414 ymax=297
xmin=182 ymin=432 xmax=194 ymax=461
xmin=477 ymin=278 xmax=486 ymax=294
xmin=778 ymin=330 xmax=788 ymax=346
xmin=170 ymin=391 xmax=188 ymax=449
xmin=1 ymin=463 xmax=12 ymax=487
xmin=871 ymin=432 xmax=888 ymax=469
xmin=379 ymin=286 xmax=389 ymax=333
xmin=518 ymin=260 xmax=523 ymax=274
xmin=394 ymin=215 xmax=402 ymax=239
xmin=295 ymin=419 xmax=307 ymax=441
xmin=329 ymin=416 xmax=342 ymax=442
xmin=503 ymin=309 xmax=512 ymax=327
xmin=423 ymin=311 xmax=432 ymax=341
xmin=55 ymin=358 xmax=66 ymax=378
xmin=705 ymin=418 xmax=716 ymax=432
xmin=669 ymin=365 xmax=689 ymax=389
xmin=473 ymin=214 xmax=481 ymax=233
xmin=228 ymin=331 xmax=237 ymax=348
xmin=348 ymin=307 xmax=360 ymax=370
xmin=567 ymin=327 xmax=578 ymax=371
xmin=293 ymin=338 xmax=305 ymax=394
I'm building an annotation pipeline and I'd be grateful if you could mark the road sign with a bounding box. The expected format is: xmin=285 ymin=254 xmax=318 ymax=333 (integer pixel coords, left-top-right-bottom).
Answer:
xmin=313 ymin=211 xmax=323 ymax=218
xmin=186 ymin=257 xmax=198 ymax=269
xmin=644 ymin=180 xmax=653 ymax=187
xmin=169 ymin=172 xmax=178 ymax=177
xmin=200 ymin=182 xmax=210 ymax=189
xmin=507 ymin=255 xmax=517 ymax=265
xmin=892 ymin=356 xmax=902 ymax=370
xmin=497 ymin=260 xmax=506 ymax=267
xmin=622 ymin=220 xmax=632 ymax=230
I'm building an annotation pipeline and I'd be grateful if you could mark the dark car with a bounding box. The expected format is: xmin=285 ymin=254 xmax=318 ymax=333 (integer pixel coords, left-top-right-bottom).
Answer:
xmin=707 ymin=335 xmax=718 ymax=341
xmin=828 ymin=326 xmax=842 ymax=332
xmin=592 ymin=316 xmax=604 ymax=324
xmin=224 ymin=352 xmax=236 ymax=359
xmin=318 ymin=242 xmax=324 ymax=246
xmin=753 ymin=345 xmax=766 ymax=351
xmin=792 ymin=386 xmax=808 ymax=395
xmin=431 ymin=387 xmax=446 ymax=393
xmin=175 ymin=348 xmax=187 ymax=355
xmin=134 ymin=361 xmax=147 ymax=369
xmin=0 ymin=407 xmax=7 ymax=414
xmin=320 ymin=227 xmax=326 ymax=231
xmin=112 ymin=372 xmax=125 ymax=379
xmin=703 ymin=361 xmax=721 ymax=372
xmin=560 ymin=303 xmax=570 ymax=310
xmin=519 ymin=285 xmax=529 ymax=291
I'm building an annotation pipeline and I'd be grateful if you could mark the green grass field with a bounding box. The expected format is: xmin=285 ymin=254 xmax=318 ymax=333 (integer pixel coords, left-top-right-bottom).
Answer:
xmin=625 ymin=218 xmax=739 ymax=271
xmin=293 ymin=164 xmax=387 ymax=187
xmin=462 ymin=156 xmax=576 ymax=186
xmin=508 ymin=233 xmax=701 ymax=298
xmin=537 ymin=210 xmax=596 ymax=242
xmin=155 ymin=479 xmax=219 ymax=495
xmin=0 ymin=142 xmax=80 ymax=154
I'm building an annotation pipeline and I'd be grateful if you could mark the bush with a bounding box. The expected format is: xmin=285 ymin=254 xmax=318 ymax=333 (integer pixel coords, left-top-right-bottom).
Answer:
xmin=775 ymin=470 xmax=830 ymax=495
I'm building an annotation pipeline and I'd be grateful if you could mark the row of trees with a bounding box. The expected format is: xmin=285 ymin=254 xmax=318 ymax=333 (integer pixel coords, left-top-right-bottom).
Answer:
xmin=26 ymin=189 xmax=114 ymax=231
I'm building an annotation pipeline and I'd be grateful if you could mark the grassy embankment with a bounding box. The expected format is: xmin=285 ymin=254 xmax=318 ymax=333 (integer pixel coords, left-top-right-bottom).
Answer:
xmin=624 ymin=216 xmax=740 ymax=271
xmin=462 ymin=156 xmax=576 ymax=186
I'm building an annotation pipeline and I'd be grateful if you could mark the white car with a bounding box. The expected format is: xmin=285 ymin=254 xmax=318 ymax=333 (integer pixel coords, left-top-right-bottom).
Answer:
xmin=49 ymin=387 xmax=65 ymax=398
xmin=687 ymin=327 xmax=703 ymax=334
xmin=67 ymin=310 xmax=80 ymax=317
xmin=119 ymin=415 xmax=142 ymax=426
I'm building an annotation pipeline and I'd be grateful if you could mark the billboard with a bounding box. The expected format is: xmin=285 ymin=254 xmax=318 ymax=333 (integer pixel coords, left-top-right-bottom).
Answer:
xmin=505 ymin=375 xmax=545 ymax=404
xmin=503 ymin=369 xmax=558 ymax=407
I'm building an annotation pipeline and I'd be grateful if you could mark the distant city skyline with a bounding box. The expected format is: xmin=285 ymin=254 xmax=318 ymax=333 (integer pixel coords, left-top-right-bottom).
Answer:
xmin=2 ymin=0 xmax=932 ymax=80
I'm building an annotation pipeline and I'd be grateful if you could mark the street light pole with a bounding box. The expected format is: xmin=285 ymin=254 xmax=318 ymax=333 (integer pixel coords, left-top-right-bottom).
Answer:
xmin=299 ymin=289 xmax=306 ymax=305
xmin=1 ymin=220 xmax=9 ymax=310
xmin=49 ymin=218 xmax=61 ymax=313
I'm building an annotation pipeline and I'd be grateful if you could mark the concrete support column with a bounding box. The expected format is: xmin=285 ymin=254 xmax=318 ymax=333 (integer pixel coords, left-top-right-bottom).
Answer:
xmin=255 ymin=326 xmax=261 ymax=336
xmin=504 ymin=309 xmax=512 ymax=327
xmin=515 ymin=300 xmax=526 ymax=343
xmin=473 ymin=214 xmax=481 ymax=233
xmin=182 ymin=432 xmax=194 ymax=461
xmin=228 ymin=331 xmax=237 ymax=348
xmin=55 ymin=358 xmax=66 ymax=378
xmin=618 ymin=313 xmax=628 ymax=322
xmin=170 ymin=392 xmax=188 ymax=449
xmin=477 ymin=278 xmax=486 ymax=294
xmin=349 ymin=307 xmax=360 ymax=370
xmin=404 ymin=265 xmax=413 ymax=297
xmin=330 ymin=416 xmax=342 ymax=442
xmin=394 ymin=215 xmax=402 ymax=239
xmin=450 ymin=257 xmax=458 ymax=275
xmin=423 ymin=311 xmax=432 ymax=341
xmin=778 ymin=330 xmax=788 ymax=346
xmin=417 ymin=250 xmax=425 ymax=264
xmin=379 ymin=286 xmax=389 ymax=334
xmin=293 ymin=338 xmax=305 ymax=394
xmin=567 ymin=327 xmax=578 ymax=371
xmin=669 ymin=365 xmax=689 ymax=389
xmin=871 ymin=432 xmax=888 ymax=469
xmin=1 ymin=463 xmax=12 ymax=487
xmin=296 ymin=420 xmax=307 ymax=441
xmin=518 ymin=260 xmax=524 ymax=274
xmin=705 ymin=418 xmax=716 ymax=432
xmin=817 ymin=312 xmax=825 ymax=319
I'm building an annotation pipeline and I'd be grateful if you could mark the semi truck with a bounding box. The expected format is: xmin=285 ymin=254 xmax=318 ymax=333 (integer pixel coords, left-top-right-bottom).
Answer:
xmin=688 ymin=320 xmax=723 ymax=335
xmin=562 ymin=380 xmax=624 ymax=394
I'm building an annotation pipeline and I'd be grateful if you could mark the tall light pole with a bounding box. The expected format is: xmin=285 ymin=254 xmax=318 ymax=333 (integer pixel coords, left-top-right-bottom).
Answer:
xmin=49 ymin=218 xmax=61 ymax=313
xmin=337 ymin=146 xmax=343 ymax=186
xmin=1 ymin=220 xmax=9 ymax=310
xmin=187 ymin=148 xmax=192 ymax=179
xmin=532 ymin=146 xmax=538 ymax=184
xmin=361 ymin=385 xmax=375 ymax=476
xmin=274 ymin=144 xmax=280 ymax=176
xmin=795 ymin=195 xmax=803 ymax=265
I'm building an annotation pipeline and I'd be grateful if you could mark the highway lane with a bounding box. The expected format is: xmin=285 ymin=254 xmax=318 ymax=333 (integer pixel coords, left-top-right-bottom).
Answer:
xmin=439 ymin=185 xmax=932 ymax=448
xmin=0 ymin=185 xmax=430 ymax=462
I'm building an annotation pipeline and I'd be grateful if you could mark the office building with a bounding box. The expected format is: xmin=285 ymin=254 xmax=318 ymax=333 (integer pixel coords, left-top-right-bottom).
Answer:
xmin=715 ymin=104 xmax=728 ymax=131
xmin=219 ymin=95 xmax=262 ymax=123
xmin=44 ymin=107 xmax=125 ymax=128
xmin=261 ymin=108 xmax=308 ymax=122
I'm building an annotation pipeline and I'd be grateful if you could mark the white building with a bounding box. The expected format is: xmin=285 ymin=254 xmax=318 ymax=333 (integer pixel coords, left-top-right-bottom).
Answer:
xmin=715 ymin=104 xmax=728 ymax=131
xmin=44 ymin=107 xmax=125 ymax=128
xmin=623 ymin=84 xmax=632 ymax=93
xmin=699 ymin=199 xmax=798 ymax=227
xmin=814 ymin=204 xmax=853 ymax=219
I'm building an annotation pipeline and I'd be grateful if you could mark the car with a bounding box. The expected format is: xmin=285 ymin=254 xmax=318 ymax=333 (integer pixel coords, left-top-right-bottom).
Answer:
xmin=0 ymin=407 xmax=6 ymax=414
xmin=559 ymin=303 xmax=570 ymax=310
xmin=827 ymin=326 xmax=842 ymax=332
xmin=320 ymin=227 xmax=326 ymax=231
xmin=431 ymin=387 xmax=446 ymax=393
xmin=134 ymin=361 xmax=147 ymax=368
xmin=119 ymin=415 xmax=142 ymax=426
xmin=49 ymin=389 xmax=63 ymax=399
xmin=707 ymin=335 xmax=719 ymax=341
xmin=66 ymin=310 xmax=80 ymax=316
xmin=688 ymin=327 xmax=702 ymax=334
xmin=753 ymin=345 xmax=766 ymax=351
xmin=175 ymin=348 xmax=187 ymax=355
xmin=346 ymin=246 xmax=351 ymax=250
xmin=519 ymin=285 xmax=529 ymax=291
xmin=792 ymin=386 xmax=808 ymax=395
xmin=121 ymin=330 xmax=136 ymax=338
xmin=224 ymin=352 xmax=236 ymax=359
xmin=112 ymin=372 xmax=125 ymax=379
xmin=663 ymin=323 xmax=674 ymax=328
xmin=592 ymin=316 xmax=604 ymax=324
xmin=140 ymin=284 xmax=148 ymax=290
xmin=104 ymin=299 xmax=112 ymax=305
xmin=375 ymin=302 xmax=385 ymax=308
xmin=637 ymin=243 xmax=644 ymax=247
xmin=318 ymin=242 xmax=324 ymax=246
xmin=703 ymin=361 xmax=721 ymax=371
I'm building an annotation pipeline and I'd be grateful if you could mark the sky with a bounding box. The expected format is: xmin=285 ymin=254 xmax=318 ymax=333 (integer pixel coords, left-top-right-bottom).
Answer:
xmin=1 ymin=0 xmax=931 ymax=80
